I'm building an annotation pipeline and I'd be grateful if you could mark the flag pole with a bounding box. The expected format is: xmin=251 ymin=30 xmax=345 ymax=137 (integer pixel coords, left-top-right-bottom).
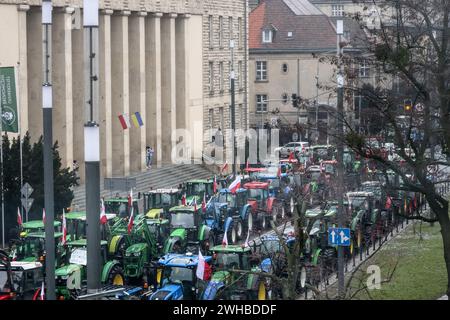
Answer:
xmin=0 ymin=86 xmax=4 ymax=249
xmin=15 ymin=64 xmax=24 ymax=222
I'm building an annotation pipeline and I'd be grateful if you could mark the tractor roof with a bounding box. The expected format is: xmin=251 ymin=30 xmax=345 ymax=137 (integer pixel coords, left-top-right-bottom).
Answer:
xmin=158 ymin=253 xmax=212 ymax=267
xmin=362 ymin=181 xmax=381 ymax=186
xmin=169 ymin=206 xmax=199 ymax=213
xmin=219 ymin=188 xmax=246 ymax=194
xmin=244 ymin=181 xmax=270 ymax=189
xmin=67 ymin=239 xmax=108 ymax=247
xmin=186 ymin=179 xmax=213 ymax=184
xmin=147 ymin=188 xmax=180 ymax=194
xmin=312 ymin=145 xmax=333 ymax=149
xmin=5 ymin=261 xmax=43 ymax=271
xmin=104 ymin=198 xmax=138 ymax=203
xmin=22 ymin=220 xmax=61 ymax=229
xmin=244 ymin=167 xmax=268 ymax=173
xmin=65 ymin=211 xmax=86 ymax=220
xmin=346 ymin=191 xmax=374 ymax=197
xmin=210 ymin=245 xmax=252 ymax=253
xmin=24 ymin=232 xmax=63 ymax=239
xmin=306 ymin=166 xmax=322 ymax=172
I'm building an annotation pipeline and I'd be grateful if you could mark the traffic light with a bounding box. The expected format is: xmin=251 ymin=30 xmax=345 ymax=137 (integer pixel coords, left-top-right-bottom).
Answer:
xmin=404 ymin=99 xmax=412 ymax=113
xmin=292 ymin=94 xmax=298 ymax=108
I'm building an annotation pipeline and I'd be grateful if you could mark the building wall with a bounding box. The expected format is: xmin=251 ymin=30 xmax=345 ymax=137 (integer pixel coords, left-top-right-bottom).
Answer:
xmin=0 ymin=0 xmax=248 ymax=180
xmin=249 ymin=52 xmax=336 ymax=128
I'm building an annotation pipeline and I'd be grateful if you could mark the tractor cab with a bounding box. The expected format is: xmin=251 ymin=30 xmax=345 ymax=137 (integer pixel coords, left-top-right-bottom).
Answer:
xmin=164 ymin=206 xmax=213 ymax=254
xmin=9 ymin=232 xmax=65 ymax=266
xmin=361 ymin=181 xmax=385 ymax=209
xmin=347 ymin=191 xmax=379 ymax=248
xmin=202 ymin=245 xmax=256 ymax=300
xmin=184 ymin=179 xmax=215 ymax=205
xmin=104 ymin=197 xmax=139 ymax=219
xmin=0 ymin=256 xmax=44 ymax=300
xmin=245 ymin=182 xmax=270 ymax=210
xmin=143 ymin=188 xmax=181 ymax=219
xmin=21 ymin=220 xmax=61 ymax=234
xmin=149 ymin=253 xmax=212 ymax=300
xmin=65 ymin=211 xmax=114 ymax=242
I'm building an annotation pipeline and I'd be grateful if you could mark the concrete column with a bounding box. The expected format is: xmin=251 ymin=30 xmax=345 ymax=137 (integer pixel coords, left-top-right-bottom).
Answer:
xmin=53 ymin=7 xmax=74 ymax=169
xmin=176 ymin=14 xmax=190 ymax=131
xmin=72 ymin=17 xmax=85 ymax=182
xmin=17 ymin=4 xmax=29 ymax=135
xmin=160 ymin=13 xmax=177 ymax=163
xmin=111 ymin=11 xmax=131 ymax=177
xmin=145 ymin=13 xmax=162 ymax=166
xmin=99 ymin=9 xmax=113 ymax=178
xmin=129 ymin=12 xmax=147 ymax=172
xmin=26 ymin=6 xmax=43 ymax=141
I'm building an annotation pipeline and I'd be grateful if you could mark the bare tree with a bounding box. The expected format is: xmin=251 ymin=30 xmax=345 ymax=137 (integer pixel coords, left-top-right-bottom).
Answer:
xmin=338 ymin=0 xmax=450 ymax=296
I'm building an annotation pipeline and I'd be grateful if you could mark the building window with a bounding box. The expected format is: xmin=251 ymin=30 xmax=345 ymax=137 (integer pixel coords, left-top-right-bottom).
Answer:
xmin=256 ymin=61 xmax=267 ymax=81
xmin=219 ymin=107 xmax=224 ymax=130
xmin=287 ymin=31 xmax=293 ymax=38
xmin=209 ymin=108 xmax=214 ymax=128
xmin=331 ymin=5 xmax=344 ymax=17
xmin=209 ymin=62 xmax=214 ymax=93
xmin=359 ymin=59 xmax=370 ymax=78
xmin=238 ymin=17 xmax=242 ymax=47
xmin=282 ymin=93 xmax=289 ymax=104
xmin=256 ymin=95 xmax=268 ymax=113
xmin=209 ymin=16 xmax=213 ymax=48
xmin=282 ymin=63 xmax=288 ymax=73
xmin=229 ymin=105 xmax=233 ymax=127
xmin=262 ymin=29 xmax=272 ymax=43
xmin=219 ymin=16 xmax=223 ymax=47
xmin=219 ymin=62 xmax=224 ymax=91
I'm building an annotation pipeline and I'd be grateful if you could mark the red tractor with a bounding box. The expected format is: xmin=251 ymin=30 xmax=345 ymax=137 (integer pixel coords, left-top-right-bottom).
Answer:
xmin=244 ymin=181 xmax=283 ymax=230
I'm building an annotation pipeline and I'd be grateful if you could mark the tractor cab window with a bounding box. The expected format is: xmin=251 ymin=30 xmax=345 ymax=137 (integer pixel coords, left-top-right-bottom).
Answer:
xmin=248 ymin=189 xmax=263 ymax=201
xmin=170 ymin=213 xmax=195 ymax=229
xmin=218 ymin=193 xmax=235 ymax=207
xmin=161 ymin=193 xmax=172 ymax=205
xmin=214 ymin=252 xmax=240 ymax=270
xmin=236 ymin=192 xmax=247 ymax=207
xmin=168 ymin=267 xmax=193 ymax=283
xmin=118 ymin=203 xmax=128 ymax=218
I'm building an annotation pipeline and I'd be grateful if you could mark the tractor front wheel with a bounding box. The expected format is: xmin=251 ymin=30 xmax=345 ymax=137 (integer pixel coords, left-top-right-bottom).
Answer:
xmin=236 ymin=220 xmax=244 ymax=240
xmin=230 ymin=224 xmax=238 ymax=244
xmin=107 ymin=264 xmax=125 ymax=286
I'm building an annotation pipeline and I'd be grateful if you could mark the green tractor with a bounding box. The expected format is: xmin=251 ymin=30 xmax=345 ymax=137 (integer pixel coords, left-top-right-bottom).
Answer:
xmin=347 ymin=191 xmax=381 ymax=250
xmin=55 ymin=239 xmax=124 ymax=300
xmin=21 ymin=220 xmax=61 ymax=234
xmin=104 ymin=197 xmax=140 ymax=219
xmin=202 ymin=245 xmax=270 ymax=300
xmin=163 ymin=205 xmax=215 ymax=254
xmin=142 ymin=188 xmax=181 ymax=220
xmin=183 ymin=179 xmax=216 ymax=205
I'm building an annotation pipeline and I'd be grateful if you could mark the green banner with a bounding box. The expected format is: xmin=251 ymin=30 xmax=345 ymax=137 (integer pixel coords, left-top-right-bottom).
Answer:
xmin=0 ymin=67 xmax=19 ymax=133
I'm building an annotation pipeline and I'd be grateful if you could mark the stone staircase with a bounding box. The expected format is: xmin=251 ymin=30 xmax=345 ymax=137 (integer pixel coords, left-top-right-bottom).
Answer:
xmin=71 ymin=164 xmax=215 ymax=211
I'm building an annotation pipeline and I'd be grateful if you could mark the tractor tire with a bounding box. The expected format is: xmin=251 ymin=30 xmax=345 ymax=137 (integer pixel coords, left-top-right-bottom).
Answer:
xmin=271 ymin=206 xmax=279 ymax=225
xmin=230 ymin=224 xmax=238 ymax=244
xmin=280 ymin=205 xmax=286 ymax=220
xmin=245 ymin=212 xmax=254 ymax=233
xmin=107 ymin=264 xmax=125 ymax=286
xmin=236 ymin=220 xmax=244 ymax=240
xmin=172 ymin=241 xmax=184 ymax=254
xmin=261 ymin=216 xmax=268 ymax=230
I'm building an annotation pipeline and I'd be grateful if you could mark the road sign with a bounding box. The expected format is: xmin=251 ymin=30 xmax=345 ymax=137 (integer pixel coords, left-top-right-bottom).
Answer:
xmin=328 ymin=227 xmax=351 ymax=246
xmin=21 ymin=198 xmax=34 ymax=212
xmin=21 ymin=183 xmax=33 ymax=197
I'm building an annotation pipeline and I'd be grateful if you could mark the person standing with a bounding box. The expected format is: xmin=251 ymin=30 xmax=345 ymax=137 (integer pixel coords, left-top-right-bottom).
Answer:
xmin=146 ymin=146 xmax=154 ymax=169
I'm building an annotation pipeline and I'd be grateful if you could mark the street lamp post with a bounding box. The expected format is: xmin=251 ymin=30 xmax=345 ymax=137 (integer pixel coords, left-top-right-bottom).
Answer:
xmin=83 ymin=0 xmax=101 ymax=293
xmin=336 ymin=19 xmax=345 ymax=299
xmin=42 ymin=0 xmax=56 ymax=300
xmin=230 ymin=39 xmax=237 ymax=176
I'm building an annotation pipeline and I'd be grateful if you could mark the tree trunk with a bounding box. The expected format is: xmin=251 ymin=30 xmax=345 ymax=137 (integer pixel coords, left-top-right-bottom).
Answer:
xmin=439 ymin=213 xmax=450 ymax=297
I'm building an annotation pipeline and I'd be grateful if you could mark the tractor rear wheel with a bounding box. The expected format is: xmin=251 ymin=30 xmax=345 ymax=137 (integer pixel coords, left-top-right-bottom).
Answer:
xmin=261 ymin=216 xmax=268 ymax=230
xmin=107 ymin=264 xmax=125 ymax=286
xmin=236 ymin=220 xmax=244 ymax=240
xmin=271 ymin=206 xmax=279 ymax=225
xmin=230 ymin=225 xmax=238 ymax=244
xmin=290 ymin=197 xmax=295 ymax=215
xmin=245 ymin=211 xmax=253 ymax=232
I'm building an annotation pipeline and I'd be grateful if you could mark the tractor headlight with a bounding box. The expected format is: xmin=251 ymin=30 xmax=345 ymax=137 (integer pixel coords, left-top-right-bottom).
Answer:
xmin=60 ymin=275 xmax=68 ymax=280
xmin=134 ymin=252 xmax=140 ymax=257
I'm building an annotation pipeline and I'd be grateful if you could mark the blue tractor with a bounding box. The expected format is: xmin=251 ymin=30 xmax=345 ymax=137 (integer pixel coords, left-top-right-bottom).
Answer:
xmin=148 ymin=253 xmax=212 ymax=300
xmin=206 ymin=188 xmax=253 ymax=244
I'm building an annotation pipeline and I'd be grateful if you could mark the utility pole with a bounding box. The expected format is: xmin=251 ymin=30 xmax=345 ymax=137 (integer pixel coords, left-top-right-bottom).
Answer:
xmin=42 ymin=0 xmax=55 ymax=300
xmin=230 ymin=39 xmax=237 ymax=176
xmin=336 ymin=19 xmax=345 ymax=299
xmin=83 ymin=0 xmax=101 ymax=293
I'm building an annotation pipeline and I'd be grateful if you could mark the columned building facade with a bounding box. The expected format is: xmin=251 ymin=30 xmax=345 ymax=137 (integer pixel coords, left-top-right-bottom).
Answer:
xmin=0 ymin=0 xmax=248 ymax=181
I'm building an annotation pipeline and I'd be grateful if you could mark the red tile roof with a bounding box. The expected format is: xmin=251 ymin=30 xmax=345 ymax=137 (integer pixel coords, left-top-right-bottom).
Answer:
xmin=249 ymin=0 xmax=338 ymax=52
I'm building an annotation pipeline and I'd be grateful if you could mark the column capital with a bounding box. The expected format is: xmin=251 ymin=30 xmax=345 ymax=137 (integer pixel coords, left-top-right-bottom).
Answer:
xmin=101 ymin=9 xmax=114 ymax=16
xmin=137 ymin=11 xmax=148 ymax=17
xmin=180 ymin=13 xmax=191 ymax=19
xmin=120 ymin=10 xmax=131 ymax=16
xmin=17 ymin=4 xmax=30 ymax=12
xmin=165 ymin=13 xmax=178 ymax=19
xmin=151 ymin=12 xmax=164 ymax=18
xmin=64 ymin=6 xmax=75 ymax=14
